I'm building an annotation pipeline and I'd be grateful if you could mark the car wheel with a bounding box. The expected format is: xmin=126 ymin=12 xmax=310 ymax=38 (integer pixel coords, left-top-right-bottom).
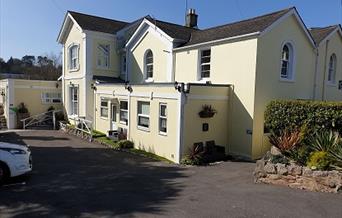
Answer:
xmin=0 ymin=163 xmax=9 ymax=185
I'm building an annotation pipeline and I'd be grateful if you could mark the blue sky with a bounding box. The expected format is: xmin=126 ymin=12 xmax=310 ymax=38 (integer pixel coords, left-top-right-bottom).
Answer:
xmin=0 ymin=0 xmax=342 ymax=61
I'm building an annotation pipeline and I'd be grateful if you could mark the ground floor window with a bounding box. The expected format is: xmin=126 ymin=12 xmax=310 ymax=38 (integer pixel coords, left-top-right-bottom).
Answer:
xmin=70 ymin=87 xmax=78 ymax=115
xmin=41 ymin=92 xmax=62 ymax=104
xmin=120 ymin=100 xmax=128 ymax=124
xmin=159 ymin=103 xmax=167 ymax=134
xmin=100 ymin=99 xmax=108 ymax=118
xmin=111 ymin=104 xmax=117 ymax=122
xmin=137 ymin=101 xmax=150 ymax=129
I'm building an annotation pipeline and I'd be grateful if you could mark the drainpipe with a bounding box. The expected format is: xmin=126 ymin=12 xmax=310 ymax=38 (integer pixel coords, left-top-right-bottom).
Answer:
xmin=313 ymin=48 xmax=319 ymax=100
xmin=321 ymin=39 xmax=330 ymax=101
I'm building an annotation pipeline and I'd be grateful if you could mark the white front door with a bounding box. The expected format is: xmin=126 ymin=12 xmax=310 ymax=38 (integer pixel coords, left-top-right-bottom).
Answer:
xmin=111 ymin=104 xmax=117 ymax=130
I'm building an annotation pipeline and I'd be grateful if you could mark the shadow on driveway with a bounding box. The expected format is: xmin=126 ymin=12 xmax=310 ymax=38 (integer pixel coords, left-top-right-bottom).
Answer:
xmin=0 ymin=131 xmax=186 ymax=217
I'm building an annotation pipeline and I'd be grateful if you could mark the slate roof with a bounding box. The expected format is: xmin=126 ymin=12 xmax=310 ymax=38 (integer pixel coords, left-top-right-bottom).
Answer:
xmin=309 ymin=25 xmax=338 ymax=45
xmin=68 ymin=7 xmax=296 ymax=47
xmin=68 ymin=11 xmax=128 ymax=34
xmin=184 ymin=7 xmax=293 ymax=46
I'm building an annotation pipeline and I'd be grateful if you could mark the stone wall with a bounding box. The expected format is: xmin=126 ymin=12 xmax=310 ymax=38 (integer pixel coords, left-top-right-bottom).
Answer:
xmin=254 ymin=149 xmax=342 ymax=193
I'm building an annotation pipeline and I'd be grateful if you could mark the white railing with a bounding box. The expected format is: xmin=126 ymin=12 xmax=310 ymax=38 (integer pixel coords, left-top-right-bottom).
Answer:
xmin=21 ymin=110 xmax=62 ymax=130
xmin=68 ymin=116 xmax=93 ymax=140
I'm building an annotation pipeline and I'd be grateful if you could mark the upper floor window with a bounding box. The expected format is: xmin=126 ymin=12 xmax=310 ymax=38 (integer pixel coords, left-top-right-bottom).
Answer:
xmin=97 ymin=44 xmax=110 ymax=68
xmin=69 ymin=44 xmax=79 ymax=70
xmin=328 ymin=54 xmax=337 ymax=84
xmin=200 ymin=49 xmax=211 ymax=78
xmin=280 ymin=43 xmax=294 ymax=80
xmin=121 ymin=54 xmax=127 ymax=79
xmin=145 ymin=50 xmax=153 ymax=80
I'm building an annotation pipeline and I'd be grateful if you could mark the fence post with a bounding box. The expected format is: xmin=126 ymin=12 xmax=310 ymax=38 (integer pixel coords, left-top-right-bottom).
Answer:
xmin=23 ymin=120 xmax=26 ymax=130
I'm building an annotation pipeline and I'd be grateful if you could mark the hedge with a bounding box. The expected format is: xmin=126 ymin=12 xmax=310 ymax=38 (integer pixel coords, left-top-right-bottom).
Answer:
xmin=264 ymin=100 xmax=342 ymax=134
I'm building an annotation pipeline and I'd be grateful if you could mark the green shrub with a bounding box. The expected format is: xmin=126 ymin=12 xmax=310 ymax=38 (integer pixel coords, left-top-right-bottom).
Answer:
xmin=265 ymin=100 xmax=342 ymax=134
xmin=288 ymin=145 xmax=311 ymax=165
xmin=308 ymin=130 xmax=340 ymax=152
xmin=117 ymin=140 xmax=134 ymax=149
xmin=307 ymin=151 xmax=331 ymax=170
xmin=268 ymin=130 xmax=302 ymax=152
xmin=270 ymin=154 xmax=289 ymax=165
xmin=181 ymin=144 xmax=205 ymax=165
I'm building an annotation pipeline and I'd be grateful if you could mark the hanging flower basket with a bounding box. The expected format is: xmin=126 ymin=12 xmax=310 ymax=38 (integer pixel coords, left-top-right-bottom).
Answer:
xmin=198 ymin=105 xmax=217 ymax=118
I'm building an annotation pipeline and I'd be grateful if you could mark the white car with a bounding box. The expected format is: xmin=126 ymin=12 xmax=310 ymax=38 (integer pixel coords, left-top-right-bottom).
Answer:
xmin=0 ymin=142 xmax=32 ymax=184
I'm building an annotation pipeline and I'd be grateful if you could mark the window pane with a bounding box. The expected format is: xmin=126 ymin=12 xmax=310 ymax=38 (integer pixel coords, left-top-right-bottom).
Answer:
xmin=120 ymin=101 xmax=128 ymax=110
xmin=202 ymin=49 xmax=211 ymax=57
xmin=138 ymin=102 xmax=150 ymax=115
xmin=138 ymin=116 xmax=149 ymax=128
xmin=201 ymin=65 xmax=210 ymax=71
xmin=101 ymin=101 xmax=108 ymax=107
xmin=160 ymin=118 xmax=167 ymax=133
xmin=101 ymin=108 xmax=108 ymax=117
xmin=160 ymin=105 xmax=167 ymax=116
xmin=201 ymin=56 xmax=210 ymax=63
xmin=120 ymin=111 xmax=128 ymax=122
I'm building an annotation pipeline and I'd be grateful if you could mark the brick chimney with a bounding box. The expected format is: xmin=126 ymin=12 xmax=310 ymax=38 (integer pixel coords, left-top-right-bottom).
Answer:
xmin=185 ymin=8 xmax=198 ymax=28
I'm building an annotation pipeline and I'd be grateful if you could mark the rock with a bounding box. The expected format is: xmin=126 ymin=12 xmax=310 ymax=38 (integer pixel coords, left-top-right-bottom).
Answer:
xmin=263 ymin=151 xmax=272 ymax=162
xmin=268 ymin=174 xmax=281 ymax=180
xmin=254 ymin=159 xmax=266 ymax=179
xmin=264 ymin=163 xmax=276 ymax=174
xmin=312 ymin=171 xmax=328 ymax=177
xmin=288 ymin=164 xmax=302 ymax=176
xmin=276 ymin=163 xmax=288 ymax=175
xmin=302 ymin=167 xmax=313 ymax=177
xmin=335 ymin=185 xmax=342 ymax=193
xmin=270 ymin=146 xmax=282 ymax=156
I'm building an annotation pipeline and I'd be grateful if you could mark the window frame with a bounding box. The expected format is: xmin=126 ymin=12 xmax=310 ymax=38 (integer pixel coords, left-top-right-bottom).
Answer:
xmin=68 ymin=43 xmax=80 ymax=71
xmin=137 ymin=101 xmax=150 ymax=131
xmin=119 ymin=100 xmax=128 ymax=125
xmin=198 ymin=48 xmax=211 ymax=80
xmin=41 ymin=92 xmax=62 ymax=104
xmin=279 ymin=42 xmax=295 ymax=82
xmin=327 ymin=53 xmax=337 ymax=85
xmin=96 ymin=44 xmax=110 ymax=69
xmin=121 ymin=53 xmax=127 ymax=80
xmin=70 ymin=86 xmax=79 ymax=116
xmin=100 ymin=99 xmax=109 ymax=119
xmin=159 ymin=103 xmax=167 ymax=135
xmin=144 ymin=49 xmax=154 ymax=82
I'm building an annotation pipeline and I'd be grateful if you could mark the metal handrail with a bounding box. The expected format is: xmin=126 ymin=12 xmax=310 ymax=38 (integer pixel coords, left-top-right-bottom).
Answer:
xmin=68 ymin=116 xmax=93 ymax=140
xmin=21 ymin=110 xmax=62 ymax=130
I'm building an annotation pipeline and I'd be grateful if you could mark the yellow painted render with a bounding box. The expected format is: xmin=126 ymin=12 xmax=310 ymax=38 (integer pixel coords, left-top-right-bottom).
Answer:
xmin=63 ymin=78 xmax=86 ymax=117
xmin=183 ymin=86 xmax=230 ymax=156
xmin=174 ymin=38 xmax=258 ymax=157
xmin=94 ymin=84 xmax=179 ymax=162
xmin=253 ymin=14 xmax=316 ymax=159
xmin=130 ymin=31 xmax=170 ymax=83
xmin=64 ymin=23 xmax=84 ymax=77
xmin=315 ymin=31 xmax=342 ymax=101
xmin=13 ymin=80 xmax=62 ymax=116
xmin=92 ymin=37 xmax=121 ymax=78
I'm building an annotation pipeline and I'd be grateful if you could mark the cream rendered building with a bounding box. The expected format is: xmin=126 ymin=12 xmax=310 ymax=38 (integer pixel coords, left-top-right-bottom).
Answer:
xmin=58 ymin=7 xmax=342 ymax=163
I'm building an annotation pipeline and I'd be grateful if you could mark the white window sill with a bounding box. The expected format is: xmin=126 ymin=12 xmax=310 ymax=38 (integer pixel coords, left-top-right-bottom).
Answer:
xmin=279 ymin=78 xmax=295 ymax=83
xmin=69 ymin=68 xmax=79 ymax=72
xmin=96 ymin=66 xmax=110 ymax=70
xmin=120 ymin=121 xmax=128 ymax=125
xmin=100 ymin=116 xmax=109 ymax=120
xmin=159 ymin=131 xmax=167 ymax=136
xmin=145 ymin=78 xmax=154 ymax=83
xmin=137 ymin=126 xmax=150 ymax=132
xmin=326 ymin=82 xmax=337 ymax=87
xmin=68 ymin=114 xmax=79 ymax=119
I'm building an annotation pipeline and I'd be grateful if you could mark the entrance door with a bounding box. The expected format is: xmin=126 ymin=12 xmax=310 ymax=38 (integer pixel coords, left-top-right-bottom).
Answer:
xmin=111 ymin=104 xmax=118 ymax=130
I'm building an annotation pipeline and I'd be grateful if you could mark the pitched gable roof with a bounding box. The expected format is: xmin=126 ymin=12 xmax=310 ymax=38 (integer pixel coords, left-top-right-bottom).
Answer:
xmin=309 ymin=25 xmax=339 ymax=45
xmin=68 ymin=11 xmax=128 ymax=34
xmin=183 ymin=7 xmax=293 ymax=46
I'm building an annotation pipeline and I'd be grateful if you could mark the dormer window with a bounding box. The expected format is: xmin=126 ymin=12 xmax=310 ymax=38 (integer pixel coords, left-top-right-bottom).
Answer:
xmin=68 ymin=44 xmax=79 ymax=70
xmin=145 ymin=50 xmax=153 ymax=80
xmin=97 ymin=44 xmax=110 ymax=68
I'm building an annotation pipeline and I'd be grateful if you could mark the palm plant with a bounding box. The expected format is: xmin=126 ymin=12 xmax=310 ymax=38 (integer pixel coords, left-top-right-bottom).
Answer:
xmin=269 ymin=130 xmax=303 ymax=152
xmin=308 ymin=130 xmax=340 ymax=152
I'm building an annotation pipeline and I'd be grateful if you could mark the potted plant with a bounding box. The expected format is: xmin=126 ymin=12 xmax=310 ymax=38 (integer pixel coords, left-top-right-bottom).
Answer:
xmin=198 ymin=105 xmax=217 ymax=118
xmin=16 ymin=102 xmax=30 ymax=128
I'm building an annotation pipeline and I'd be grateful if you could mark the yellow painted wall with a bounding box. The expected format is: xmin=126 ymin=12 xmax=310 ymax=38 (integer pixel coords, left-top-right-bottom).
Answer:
xmin=183 ymin=86 xmax=230 ymax=156
xmin=254 ymin=14 xmax=316 ymax=159
xmin=63 ymin=78 xmax=86 ymax=117
xmin=130 ymin=31 xmax=170 ymax=83
xmin=64 ymin=23 xmax=84 ymax=77
xmin=174 ymin=38 xmax=258 ymax=158
xmin=94 ymin=84 xmax=179 ymax=162
xmin=92 ymin=37 xmax=121 ymax=78
xmin=13 ymin=80 xmax=62 ymax=117
xmin=315 ymin=31 xmax=342 ymax=101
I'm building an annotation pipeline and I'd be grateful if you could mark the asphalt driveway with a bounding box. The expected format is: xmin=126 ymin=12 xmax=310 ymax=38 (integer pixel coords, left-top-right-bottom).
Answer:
xmin=0 ymin=130 xmax=341 ymax=218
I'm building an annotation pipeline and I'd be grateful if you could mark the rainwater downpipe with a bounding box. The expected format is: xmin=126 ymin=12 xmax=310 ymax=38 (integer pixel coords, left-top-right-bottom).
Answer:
xmin=321 ymin=39 xmax=330 ymax=101
xmin=313 ymin=48 xmax=319 ymax=100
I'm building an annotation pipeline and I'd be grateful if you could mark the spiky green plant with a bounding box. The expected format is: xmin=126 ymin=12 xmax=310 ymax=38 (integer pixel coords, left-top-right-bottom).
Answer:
xmin=308 ymin=130 xmax=340 ymax=152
